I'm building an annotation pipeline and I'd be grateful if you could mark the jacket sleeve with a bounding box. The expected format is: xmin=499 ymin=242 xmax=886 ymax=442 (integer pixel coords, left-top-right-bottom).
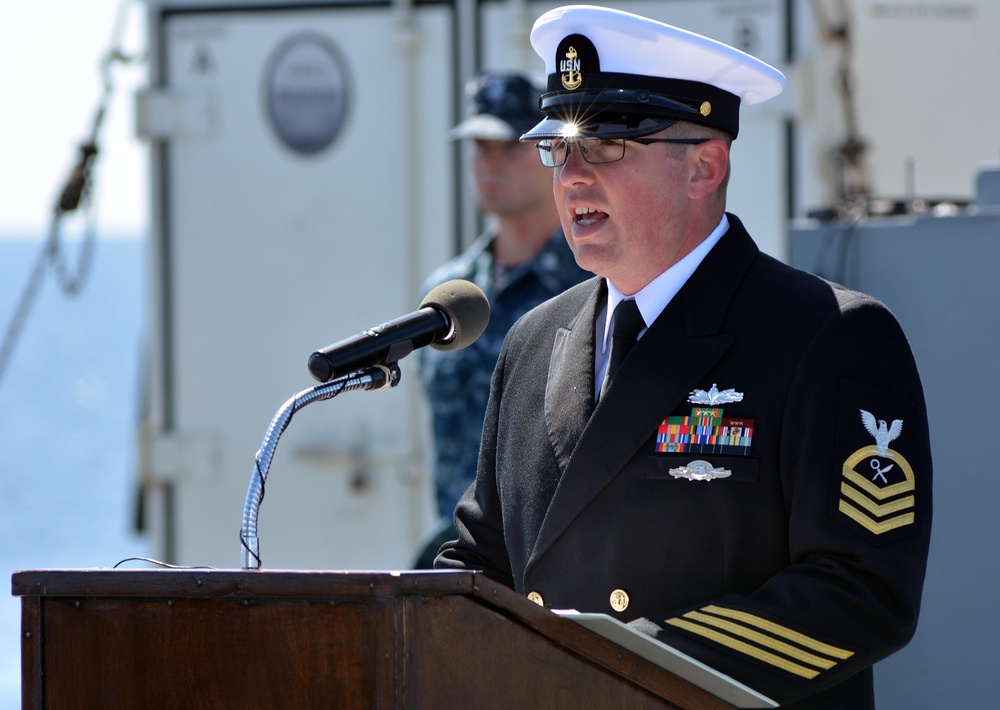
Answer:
xmin=631 ymin=294 xmax=933 ymax=705
xmin=434 ymin=338 xmax=516 ymax=590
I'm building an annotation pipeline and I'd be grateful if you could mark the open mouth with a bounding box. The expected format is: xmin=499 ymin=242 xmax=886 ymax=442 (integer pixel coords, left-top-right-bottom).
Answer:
xmin=574 ymin=206 xmax=607 ymax=227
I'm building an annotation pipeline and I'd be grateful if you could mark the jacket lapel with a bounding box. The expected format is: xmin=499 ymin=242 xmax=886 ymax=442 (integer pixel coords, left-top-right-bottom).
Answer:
xmin=528 ymin=217 xmax=759 ymax=567
xmin=544 ymin=280 xmax=605 ymax=473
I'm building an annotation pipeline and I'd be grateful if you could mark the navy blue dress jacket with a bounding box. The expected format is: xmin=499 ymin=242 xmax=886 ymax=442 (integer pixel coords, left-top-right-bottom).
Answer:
xmin=437 ymin=214 xmax=933 ymax=708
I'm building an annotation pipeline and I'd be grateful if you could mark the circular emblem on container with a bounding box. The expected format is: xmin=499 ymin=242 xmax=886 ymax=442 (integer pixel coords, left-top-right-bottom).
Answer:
xmin=609 ymin=589 xmax=629 ymax=613
xmin=527 ymin=591 xmax=544 ymax=606
xmin=264 ymin=32 xmax=350 ymax=155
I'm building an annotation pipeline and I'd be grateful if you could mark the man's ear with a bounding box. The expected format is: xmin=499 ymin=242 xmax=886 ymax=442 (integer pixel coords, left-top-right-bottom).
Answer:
xmin=687 ymin=140 xmax=730 ymax=200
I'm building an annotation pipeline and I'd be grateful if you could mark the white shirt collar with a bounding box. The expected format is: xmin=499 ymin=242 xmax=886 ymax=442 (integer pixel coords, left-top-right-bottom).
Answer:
xmin=600 ymin=213 xmax=730 ymax=353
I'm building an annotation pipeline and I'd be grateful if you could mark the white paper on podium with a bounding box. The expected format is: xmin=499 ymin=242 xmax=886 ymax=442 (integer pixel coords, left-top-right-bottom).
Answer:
xmin=553 ymin=610 xmax=779 ymax=709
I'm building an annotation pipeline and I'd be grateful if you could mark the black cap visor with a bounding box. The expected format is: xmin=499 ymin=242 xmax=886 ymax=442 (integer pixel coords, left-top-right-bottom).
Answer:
xmin=520 ymin=89 xmax=701 ymax=140
xmin=522 ymin=71 xmax=741 ymax=141
xmin=520 ymin=115 xmax=676 ymax=141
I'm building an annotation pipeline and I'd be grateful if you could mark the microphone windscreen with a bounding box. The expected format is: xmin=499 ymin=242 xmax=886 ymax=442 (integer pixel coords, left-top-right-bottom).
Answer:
xmin=420 ymin=279 xmax=490 ymax=352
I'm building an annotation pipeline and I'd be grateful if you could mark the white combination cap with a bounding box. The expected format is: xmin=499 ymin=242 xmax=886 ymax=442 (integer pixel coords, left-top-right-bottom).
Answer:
xmin=521 ymin=5 xmax=786 ymax=141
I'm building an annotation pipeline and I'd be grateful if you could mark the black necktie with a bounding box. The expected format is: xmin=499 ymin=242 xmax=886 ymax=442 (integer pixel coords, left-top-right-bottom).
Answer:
xmin=599 ymin=298 xmax=644 ymax=401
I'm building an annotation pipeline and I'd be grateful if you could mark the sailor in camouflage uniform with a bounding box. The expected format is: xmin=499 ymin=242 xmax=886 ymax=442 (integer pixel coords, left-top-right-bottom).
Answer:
xmin=415 ymin=72 xmax=589 ymax=566
xmin=436 ymin=7 xmax=932 ymax=707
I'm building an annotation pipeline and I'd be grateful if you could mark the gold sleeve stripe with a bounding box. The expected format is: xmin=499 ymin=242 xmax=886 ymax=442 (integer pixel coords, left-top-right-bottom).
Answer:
xmin=665 ymin=617 xmax=820 ymax=679
xmin=839 ymin=500 xmax=915 ymax=534
xmin=841 ymin=482 xmax=914 ymax=517
xmin=683 ymin=611 xmax=837 ymax=669
xmin=701 ymin=605 xmax=854 ymax=660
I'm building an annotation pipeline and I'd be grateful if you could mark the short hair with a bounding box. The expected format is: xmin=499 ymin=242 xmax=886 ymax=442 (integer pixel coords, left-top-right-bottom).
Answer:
xmin=662 ymin=122 xmax=732 ymax=199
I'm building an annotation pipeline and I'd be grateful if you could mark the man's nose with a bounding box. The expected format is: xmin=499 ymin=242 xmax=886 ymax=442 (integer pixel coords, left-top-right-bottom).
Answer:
xmin=557 ymin=146 xmax=595 ymax=185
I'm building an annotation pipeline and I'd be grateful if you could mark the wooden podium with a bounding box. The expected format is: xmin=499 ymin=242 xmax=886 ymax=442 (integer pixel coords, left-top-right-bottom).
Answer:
xmin=12 ymin=569 xmax=737 ymax=709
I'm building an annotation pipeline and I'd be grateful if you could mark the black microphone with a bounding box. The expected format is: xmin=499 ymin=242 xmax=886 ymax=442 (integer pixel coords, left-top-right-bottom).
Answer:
xmin=307 ymin=279 xmax=490 ymax=382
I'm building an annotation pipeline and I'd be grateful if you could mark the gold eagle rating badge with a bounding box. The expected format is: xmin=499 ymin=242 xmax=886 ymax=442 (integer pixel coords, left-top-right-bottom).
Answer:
xmin=839 ymin=410 xmax=916 ymax=535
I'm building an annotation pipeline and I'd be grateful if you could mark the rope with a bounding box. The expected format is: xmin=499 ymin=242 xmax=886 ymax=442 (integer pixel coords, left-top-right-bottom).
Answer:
xmin=0 ymin=0 xmax=138 ymax=391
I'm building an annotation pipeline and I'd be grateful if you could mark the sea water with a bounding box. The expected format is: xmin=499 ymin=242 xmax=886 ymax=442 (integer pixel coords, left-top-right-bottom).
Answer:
xmin=0 ymin=236 xmax=149 ymax=708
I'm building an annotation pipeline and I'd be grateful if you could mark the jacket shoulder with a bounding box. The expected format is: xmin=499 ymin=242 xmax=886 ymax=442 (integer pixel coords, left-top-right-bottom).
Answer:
xmin=508 ymin=276 xmax=602 ymax=337
xmin=751 ymin=250 xmax=892 ymax=319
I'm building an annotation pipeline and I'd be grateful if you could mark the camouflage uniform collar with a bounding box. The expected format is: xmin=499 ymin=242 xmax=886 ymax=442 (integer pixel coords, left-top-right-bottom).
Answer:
xmin=479 ymin=227 xmax=575 ymax=296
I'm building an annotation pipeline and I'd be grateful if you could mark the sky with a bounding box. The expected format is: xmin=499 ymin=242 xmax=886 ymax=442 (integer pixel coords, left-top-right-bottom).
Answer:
xmin=0 ymin=0 xmax=149 ymax=238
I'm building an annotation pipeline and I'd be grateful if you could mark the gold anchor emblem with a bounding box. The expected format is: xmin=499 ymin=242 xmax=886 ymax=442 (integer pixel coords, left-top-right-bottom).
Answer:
xmin=561 ymin=46 xmax=582 ymax=90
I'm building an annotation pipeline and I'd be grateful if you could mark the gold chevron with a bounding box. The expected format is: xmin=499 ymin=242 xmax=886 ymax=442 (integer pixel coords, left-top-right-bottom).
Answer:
xmin=841 ymin=483 xmax=915 ymax=517
xmin=843 ymin=446 xmax=915 ymax=499
xmin=839 ymin=499 xmax=915 ymax=534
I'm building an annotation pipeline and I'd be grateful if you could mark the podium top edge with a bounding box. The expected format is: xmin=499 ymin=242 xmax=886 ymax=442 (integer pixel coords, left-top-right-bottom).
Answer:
xmin=11 ymin=568 xmax=479 ymax=600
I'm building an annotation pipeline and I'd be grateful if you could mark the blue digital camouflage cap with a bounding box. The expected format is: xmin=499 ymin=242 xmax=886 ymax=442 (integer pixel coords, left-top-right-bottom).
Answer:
xmin=451 ymin=72 xmax=546 ymax=141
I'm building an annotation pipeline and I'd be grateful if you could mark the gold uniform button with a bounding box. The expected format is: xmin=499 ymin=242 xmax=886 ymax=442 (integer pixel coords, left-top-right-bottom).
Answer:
xmin=609 ymin=589 xmax=630 ymax=613
xmin=527 ymin=591 xmax=544 ymax=606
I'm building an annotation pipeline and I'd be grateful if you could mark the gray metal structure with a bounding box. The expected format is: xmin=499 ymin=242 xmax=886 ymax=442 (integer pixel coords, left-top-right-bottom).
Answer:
xmin=790 ymin=167 xmax=1000 ymax=709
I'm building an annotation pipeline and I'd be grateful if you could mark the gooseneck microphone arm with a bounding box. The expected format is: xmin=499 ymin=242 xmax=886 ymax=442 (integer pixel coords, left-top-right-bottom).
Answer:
xmin=240 ymin=364 xmax=400 ymax=570
xmin=240 ymin=279 xmax=489 ymax=569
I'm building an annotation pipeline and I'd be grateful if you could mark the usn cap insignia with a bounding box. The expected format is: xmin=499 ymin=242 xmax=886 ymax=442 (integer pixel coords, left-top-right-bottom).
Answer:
xmin=839 ymin=409 xmax=916 ymax=536
xmin=555 ymin=34 xmax=599 ymax=91
xmin=560 ymin=45 xmax=582 ymax=89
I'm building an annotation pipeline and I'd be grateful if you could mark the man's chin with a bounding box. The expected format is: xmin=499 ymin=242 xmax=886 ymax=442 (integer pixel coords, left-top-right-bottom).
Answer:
xmin=568 ymin=244 xmax=609 ymax=278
